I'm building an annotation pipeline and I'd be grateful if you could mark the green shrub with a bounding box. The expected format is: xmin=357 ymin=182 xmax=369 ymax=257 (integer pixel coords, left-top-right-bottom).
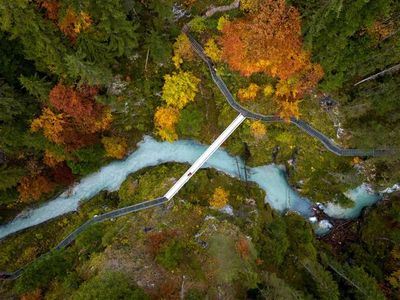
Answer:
xmin=156 ymin=239 xmax=186 ymax=269
xmin=14 ymin=250 xmax=73 ymax=294
xmin=72 ymin=271 xmax=148 ymax=300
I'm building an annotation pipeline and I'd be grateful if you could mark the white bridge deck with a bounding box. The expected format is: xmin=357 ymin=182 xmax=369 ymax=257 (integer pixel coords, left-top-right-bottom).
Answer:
xmin=164 ymin=113 xmax=246 ymax=200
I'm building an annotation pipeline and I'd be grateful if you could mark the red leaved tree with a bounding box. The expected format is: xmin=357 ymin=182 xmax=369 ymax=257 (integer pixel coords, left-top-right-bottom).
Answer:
xmin=49 ymin=83 xmax=111 ymax=133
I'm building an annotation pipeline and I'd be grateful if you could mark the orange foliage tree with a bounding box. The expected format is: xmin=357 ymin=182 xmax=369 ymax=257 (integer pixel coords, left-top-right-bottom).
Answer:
xmin=49 ymin=83 xmax=111 ymax=133
xmin=59 ymin=7 xmax=92 ymax=42
xmin=32 ymin=83 xmax=112 ymax=150
xmin=31 ymin=107 xmax=65 ymax=144
xmin=18 ymin=175 xmax=54 ymax=203
xmin=154 ymin=106 xmax=180 ymax=142
xmin=209 ymin=187 xmax=229 ymax=209
xmin=31 ymin=109 xmax=100 ymax=150
xmin=146 ymin=230 xmax=178 ymax=257
xmin=37 ymin=0 xmax=60 ymax=21
xmin=37 ymin=2 xmax=92 ymax=43
xmin=220 ymin=0 xmax=323 ymax=117
xmin=236 ymin=236 xmax=250 ymax=259
xmin=21 ymin=288 xmax=43 ymax=300
xmin=220 ymin=0 xmax=304 ymax=78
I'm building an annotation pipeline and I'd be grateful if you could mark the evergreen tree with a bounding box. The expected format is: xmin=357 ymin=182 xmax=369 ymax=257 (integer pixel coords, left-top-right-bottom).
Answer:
xmin=19 ymin=75 xmax=53 ymax=103
xmin=300 ymin=258 xmax=339 ymax=300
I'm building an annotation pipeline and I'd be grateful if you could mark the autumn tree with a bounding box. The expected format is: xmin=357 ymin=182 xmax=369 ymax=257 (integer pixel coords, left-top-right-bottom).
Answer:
xmin=21 ymin=288 xmax=43 ymax=300
xmin=250 ymin=120 xmax=267 ymax=139
xmin=220 ymin=0 xmax=305 ymax=78
xmin=52 ymin=163 xmax=74 ymax=186
xmin=172 ymin=34 xmax=195 ymax=69
xmin=204 ymin=38 xmax=222 ymax=62
xmin=161 ymin=71 xmax=200 ymax=109
xmin=154 ymin=106 xmax=180 ymax=142
xmin=189 ymin=16 xmax=207 ymax=33
xmin=31 ymin=83 xmax=113 ymax=150
xmin=217 ymin=15 xmax=230 ymax=31
xmin=209 ymin=187 xmax=229 ymax=208
xmin=31 ymin=107 xmax=65 ymax=144
xmin=240 ymin=0 xmax=262 ymax=12
xmin=263 ymin=84 xmax=274 ymax=97
xmin=101 ymin=136 xmax=128 ymax=159
xmin=368 ymin=20 xmax=396 ymax=42
xmin=49 ymin=83 xmax=112 ymax=133
xmin=59 ymin=123 xmax=99 ymax=150
xmin=18 ymin=175 xmax=54 ymax=203
xmin=146 ymin=230 xmax=178 ymax=257
xmin=236 ymin=236 xmax=250 ymax=259
xmin=43 ymin=149 xmax=65 ymax=167
xmin=219 ymin=0 xmax=323 ymax=117
xmin=278 ymin=100 xmax=301 ymax=121
xmin=275 ymin=64 xmax=324 ymax=101
xmin=237 ymin=83 xmax=260 ymax=101
xmin=37 ymin=0 xmax=59 ymax=22
xmin=38 ymin=0 xmax=92 ymax=41
xmin=59 ymin=7 xmax=92 ymax=42
xmin=31 ymin=107 xmax=101 ymax=150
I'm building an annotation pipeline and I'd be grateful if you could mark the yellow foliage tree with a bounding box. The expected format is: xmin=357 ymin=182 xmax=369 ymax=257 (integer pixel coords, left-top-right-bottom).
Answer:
xmin=250 ymin=120 xmax=266 ymax=139
xmin=209 ymin=187 xmax=229 ymax=209
xmin=74 ymin=12 xmax=92 ymax=33
xmin=189 ymin=16 xmax=207 ymax=33
xmin=31 ymin=108 xmax=65 ymax=144
xmin=263 ymin=84 xmax=274 ymax=97
xmin=162 ymin=71 xmax=200 ymax=109
xmin=154 ymin=106 xmax=180 ymax=142
xmin=351 ymin=157 xmax=362 ymax=166
xmin=388 ymin=270 xmax=400 ymax=289
xmin=237 ymin=83 xmax=260 ymax=101
xmin=204 ymin=38 xmax=222 ymax=62
xmin=172 ymin=34 xmax=194 ymax=69
xmin=217 ymin=15 xmax=230 ymax=31
xmin=102 ymin=136 xmax=128 ymax=159
xmin=278 ymin=100 xmax=301 ymax=121
xmin=275 ymin=78 xmax=299 ymax=99
xmin=93 ymin=107 xmax=113 ymax=132
xmin=368 ymin=20 xmax=396 ymax=41
xmin=240 ymin=0 xmax=262 ymax=12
